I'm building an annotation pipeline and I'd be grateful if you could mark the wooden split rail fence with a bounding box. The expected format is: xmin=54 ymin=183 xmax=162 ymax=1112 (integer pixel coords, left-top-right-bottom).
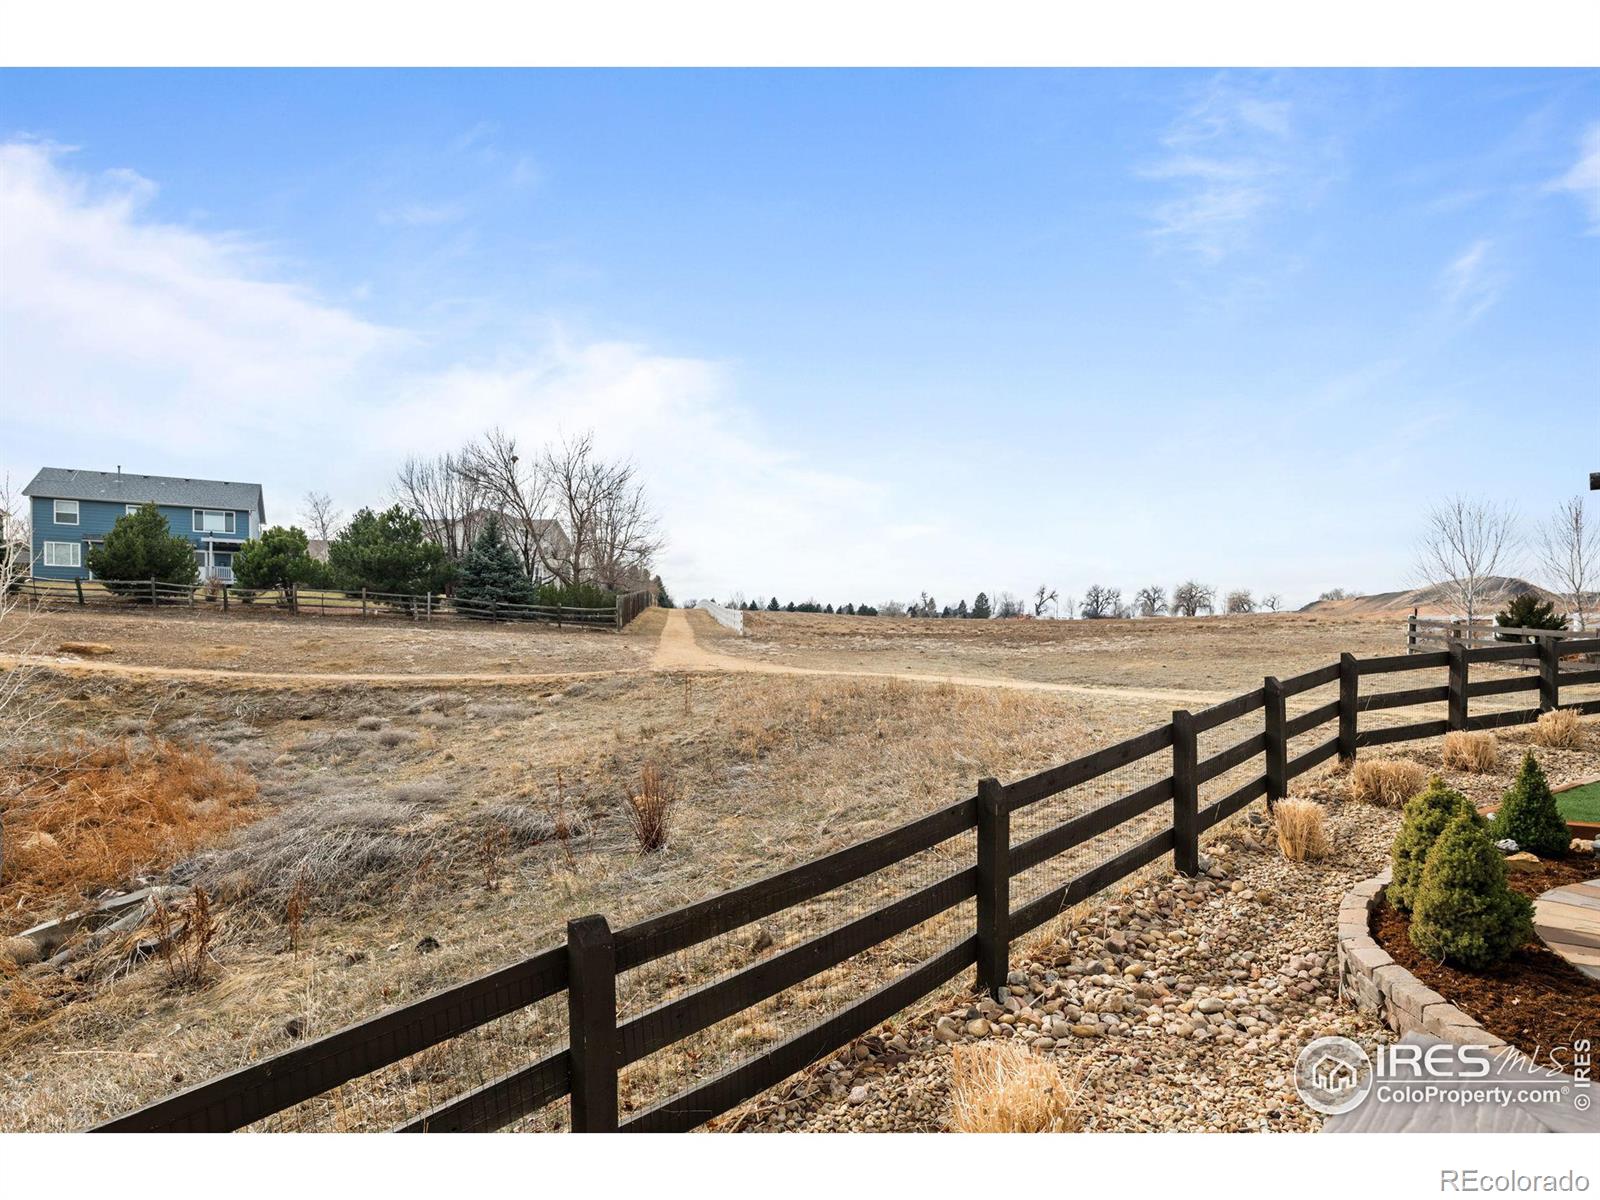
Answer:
xmin=92 ymin=634 xmax=1600 ymax=1133
xmin=1407 ymin=610 xmax=1589 ymax=655
xmin=14 ymin=578 xmax=655 ymax=631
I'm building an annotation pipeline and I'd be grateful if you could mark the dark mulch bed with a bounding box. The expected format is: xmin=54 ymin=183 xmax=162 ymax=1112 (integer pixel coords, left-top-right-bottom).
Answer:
xmin=1372 ymin=854 xmax=1600 ymax=1065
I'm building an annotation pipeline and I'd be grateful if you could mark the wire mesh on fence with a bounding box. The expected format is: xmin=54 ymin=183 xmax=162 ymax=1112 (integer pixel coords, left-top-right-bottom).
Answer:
xmin=611 ymin=808 xmax=978 ymax=1123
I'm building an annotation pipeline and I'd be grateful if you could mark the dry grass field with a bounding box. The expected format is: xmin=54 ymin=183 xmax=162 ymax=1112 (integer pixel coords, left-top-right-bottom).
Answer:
xmin=1 ymin=604 xmax=1594 ymax=1132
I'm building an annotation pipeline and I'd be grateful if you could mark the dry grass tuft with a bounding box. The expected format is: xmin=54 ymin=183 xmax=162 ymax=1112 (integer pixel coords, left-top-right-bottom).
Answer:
xmin=192 ymin=796 xmax=440 ymax=915
xmin=1273 ymin=799 xmax=1330 ymax=862
xmin=625 ymin=762 xmax=678 ymax=854
xmin=949 ymin=1042 xmax=1083 ymax=1133
xmin=1441 ymin=730 xmax=1498 ymax=773
xmin=1348 ymin=757 xmax=1427 ymax=807
xmin=1530 ymin=708 xmax=1583 ymax=750
xmin=0 ymin=737 xmax=257 ymax=932
xmin=148 ymin=886 xmax=218 ymax=989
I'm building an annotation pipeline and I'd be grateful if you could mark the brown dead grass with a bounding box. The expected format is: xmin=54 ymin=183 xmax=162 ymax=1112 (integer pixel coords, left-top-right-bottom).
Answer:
xmin=1531 ymin=708 xmax=1583 ymax=751
xmin=0 ymin=737 xmax=258 ymax=932
xmin=1347 ymin=757 xmax=1427 ymax=807
xmin=1441 ymin=730 xmax=1498 ymax=773
xmin=1273 ymin=799 xmax=1329 ymax=862
xmin=948 ymin=1042 xmax=1083 ymax=1132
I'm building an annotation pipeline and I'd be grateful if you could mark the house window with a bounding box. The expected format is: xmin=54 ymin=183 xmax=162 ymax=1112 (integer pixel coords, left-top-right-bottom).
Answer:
xmin=192 ymin=509 xmax=236 ymax=534
xmin=43 ymin=541 xmax=82 ymax=568
xmin=53 ymin=499 xmax=79 ymax=525
xmin=126 ymin=504 xmax=142 ymax=515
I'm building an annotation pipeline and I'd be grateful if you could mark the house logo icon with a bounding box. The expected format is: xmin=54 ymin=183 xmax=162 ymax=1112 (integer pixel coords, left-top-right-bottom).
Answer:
xmin=1295 ymin=1036 xmax=1373 ymax=1115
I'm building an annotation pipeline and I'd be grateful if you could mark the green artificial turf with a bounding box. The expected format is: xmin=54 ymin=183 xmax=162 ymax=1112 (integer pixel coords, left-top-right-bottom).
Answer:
xmin=1555 ymin=779 xmax=1600 ymax=824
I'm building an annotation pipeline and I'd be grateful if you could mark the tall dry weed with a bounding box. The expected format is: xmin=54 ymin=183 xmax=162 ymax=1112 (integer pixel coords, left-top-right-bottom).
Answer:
xmin=626 ymin=762 xmax=678 ymax=853
xmin=1348 ymin=758 xmax=1426 ymax=807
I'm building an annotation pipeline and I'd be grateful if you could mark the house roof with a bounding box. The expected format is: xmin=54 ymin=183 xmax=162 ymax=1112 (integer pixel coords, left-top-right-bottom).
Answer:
xmin=23 ymin=468 xmax=265 ymax=522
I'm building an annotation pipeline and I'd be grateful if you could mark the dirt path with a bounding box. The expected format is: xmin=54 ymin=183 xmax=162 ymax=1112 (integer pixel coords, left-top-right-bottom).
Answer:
xmin=651 ymin=608 xmax=1229 ymax=706
xmin=4 ymin=607 xmax=1228 ymax=706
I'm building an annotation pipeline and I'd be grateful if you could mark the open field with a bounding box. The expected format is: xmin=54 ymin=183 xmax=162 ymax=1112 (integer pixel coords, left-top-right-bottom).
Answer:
xmin=716 ymin=609 xmax=1407 ymax=694
xmin=2 ymin=604 xmax=1596 ymax=1131
xmin=6 ymin=606 xmax=656 ymax=678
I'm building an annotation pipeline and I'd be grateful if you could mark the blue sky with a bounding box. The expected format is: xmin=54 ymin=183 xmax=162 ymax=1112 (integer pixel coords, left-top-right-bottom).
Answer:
xmin=1 ymin=69 xmax=1596 ymax=607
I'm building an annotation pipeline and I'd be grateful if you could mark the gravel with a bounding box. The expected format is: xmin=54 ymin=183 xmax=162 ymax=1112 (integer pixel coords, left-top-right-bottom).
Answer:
xmin=733 ymin=793 xmax=1404 ymax=1132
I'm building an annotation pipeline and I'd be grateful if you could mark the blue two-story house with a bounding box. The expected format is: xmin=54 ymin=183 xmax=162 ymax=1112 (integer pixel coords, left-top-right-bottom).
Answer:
xmin=22 ymin=467 xmax=265 ymax=583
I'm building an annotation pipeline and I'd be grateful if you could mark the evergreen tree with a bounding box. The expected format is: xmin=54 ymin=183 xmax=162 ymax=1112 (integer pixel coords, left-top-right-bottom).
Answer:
xmin=328 ymin=505 xmax=453 ymax=596
xmin=1409 ymin=814 xmax=1533 ymax=969
xmin=971 ymin=592 xmax=992 ymax=620
xmin=956 ymin=599 xmax=969 ymax=618
xmin=455 ymin=514 xmax=538 ymax=610
xmin=1495 ymin=593 xmax=1567 ymax=640
xmin=233 ymin=525 xmax=322 ymax=592
xmin=1389 ymin=776 xmax=1479 ymax=912
xmin=824 ymin=603 xmax=834 ymax=614
xmin=785 ymin=601 xmax=796 ymax=612
xmin=1490 ymin=750 xmax=1570 ymax=857
xmin=86 ymin=503 xmax=199 ymax=596
xmin=655 ymin=575 xmax=675 ymax=608
xmin=767 ymin=596 xmax=781 ymax=611
xmin=842 ymin=602 xmax=855 ymax=615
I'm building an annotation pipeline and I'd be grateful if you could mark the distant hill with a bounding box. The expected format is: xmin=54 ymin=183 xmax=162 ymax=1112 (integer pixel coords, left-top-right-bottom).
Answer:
xmin=1299 ymin=576 xmax=1565 ymax=617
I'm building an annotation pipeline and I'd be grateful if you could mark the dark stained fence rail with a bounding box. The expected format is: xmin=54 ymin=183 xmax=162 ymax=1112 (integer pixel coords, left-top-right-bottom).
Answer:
xmin=91 ymin=632 xmax=1599 ymax=1134
xmin=14 ymin=578 xmax=620 ymax=632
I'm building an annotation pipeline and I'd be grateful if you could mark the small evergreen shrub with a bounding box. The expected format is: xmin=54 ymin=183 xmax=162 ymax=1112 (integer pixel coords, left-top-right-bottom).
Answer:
xmin=86 ymin=503 xmax=200 ymax=595
xmin=1389 ymin=776 xmax=1479 ymax=912
xmin=1490 ymin=750 xmax=1569 ymax=857
xmin=1408 ymin=814 xmax=1533 ymax=969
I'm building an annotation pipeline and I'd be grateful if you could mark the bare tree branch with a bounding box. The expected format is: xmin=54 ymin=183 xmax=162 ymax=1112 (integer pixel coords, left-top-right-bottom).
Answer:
xmin=1538 ymin=495 xmax=1597 ymax=631
xmin=300 ymin=490 xmax=344 ymax=543
xmin=1414 ymin=496 xmax=1519 ymax=626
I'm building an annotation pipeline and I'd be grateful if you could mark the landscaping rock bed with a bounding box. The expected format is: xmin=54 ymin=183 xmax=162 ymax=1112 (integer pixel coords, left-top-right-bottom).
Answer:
xmin=730 ymin=794 xmax=1399 ymax=1132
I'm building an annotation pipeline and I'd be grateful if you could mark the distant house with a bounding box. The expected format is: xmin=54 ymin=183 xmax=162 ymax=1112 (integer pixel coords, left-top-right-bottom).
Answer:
xmin=424 ymin=508 xmax=572 ymax=584
xmin=22 ymin=467 xmax=265 ymax=583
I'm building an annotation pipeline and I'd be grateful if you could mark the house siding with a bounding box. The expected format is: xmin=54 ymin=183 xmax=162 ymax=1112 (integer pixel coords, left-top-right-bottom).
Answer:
xmin=29 ymin=497 xmax=255 ymax=580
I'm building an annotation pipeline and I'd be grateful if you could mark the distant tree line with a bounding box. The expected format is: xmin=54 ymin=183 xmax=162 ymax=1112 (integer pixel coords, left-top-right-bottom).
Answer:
xmin=708 ymin=580 xmax=1287 ymax=620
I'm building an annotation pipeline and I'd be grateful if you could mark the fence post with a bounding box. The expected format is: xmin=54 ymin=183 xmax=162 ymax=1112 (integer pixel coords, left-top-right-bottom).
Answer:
xmin=222 ymin=584 xmax=229 ymax=613
xmin=289 ymin=583 xmax=298 ymax=615
xmin=74 ymin=577 xmax=84 ymax=606
xmin=616 ymin=594 xmax=624 ymax=632
xmin=566 ymin=914 xmax=618 ymax=1132
xmin=1263 ymin=676 xmax=1287 ymax=810
xmin=1447 ymin=640 xmax=1469 ymax=731
xmin=1538 ymin=637 xmax=1559 ymax=713
xmin=361 ymin=588 xmax=368 ymax=619
xmin=1338 ymin=653 xmax=1358 ymax=762
xmin=426 ymin=592 xmax=432 ymax=622
xmin=1407 ymin=608 xmax=1417 ymax=654
xmin=1171 ymin=711 xmax=1199 ymax=876
xmin=975 ymin=777 xmax=1010 ymax=1000
xmin=149 ymin=577 xmax=157 ymax=607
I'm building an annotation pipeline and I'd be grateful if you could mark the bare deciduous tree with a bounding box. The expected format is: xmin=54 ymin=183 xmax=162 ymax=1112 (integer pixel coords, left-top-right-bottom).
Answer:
xmin=393 ymin=451 xmax=483 ymax=562
xmin=1538 ymin=496 xmax=1596 ymax=631
xmin=1081 ymin=584 xmax=1122 ymax=619
xmin=1172 ymin=580 xmax=1215 ymax=617
xmin=456 ymin=428 xmax=553 ymax=581
xmin=1225 ymin=588 xmax=1255 ymax=615
xmin=1415 ymin=496 xmax=1518 ymax=627
xmin=300 ymin=490 xmax=344 ymax=543
xmin=1134 ymin=585 xmax=1167 ymax=617
xmin=1032 ymin=585 xmax=1059 ymax=618
xmin=1260 ymin=593 xmax=1284 ymax=613
xmin=994 ymin=592 xmax=1025 ymax=619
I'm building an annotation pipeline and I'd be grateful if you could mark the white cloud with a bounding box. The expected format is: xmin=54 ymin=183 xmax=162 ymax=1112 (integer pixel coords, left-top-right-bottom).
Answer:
xmin=1140 ymin=76 xmax=1331 ymax=265
xmin=1548 ymin=122 xmax=1600 ymax=233
xmin=0 ymin=138 xmax=893 ymax=599
xmin=378 ymin=201 xmax=468 ymax=227
xmin=1438 ymin=238 xmax=1502 ymax=325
